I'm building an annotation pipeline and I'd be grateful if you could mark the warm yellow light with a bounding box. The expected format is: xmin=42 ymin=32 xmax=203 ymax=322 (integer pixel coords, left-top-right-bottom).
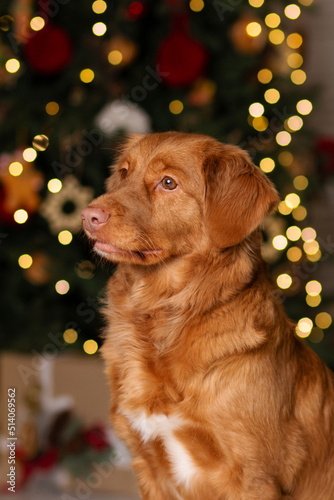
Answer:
xmin=287 ymin=53 xmax=303 ymax=69
xmin=297 ymin=99 xmax=313 ymax=115
xmin=46 ymin=101 xmax=59 ymax=116
xmin=169 ymin=100 xmax=184 ymax=115
xmin=18 ymin=254 xmax=33 ymax=269
xmin=292 ymin=206 xmax=307 ymax=221
xmin=248 ymin=0 xmax=264 ymax=6
xmin=278 ymin=151 xmax=293 ymax=167
xmin=63 ymin=328 xmax=78 ymax=344
xmin=80 ymin=68 xmax=95 ymax=83
xmin=268 ymin=29 xmax=285 ymax=45
xmin=278 ymin=201 xmax=292 ymax=215
xmin=298 ymin=0 xmax=313 ymax=5
xmin=301 ymin=227 xmax=316 ymax=241
xmin=309 ymin=327 xmax=324 ymax=344
xmin=92 ymin=22 xmax=107 ymax=36
xmin=285 ymin=193 xmax=300 ymax=209
xmin=306 ymin=294 xmax=321 ymax=307
xmin=265 ymin=13 xmax=281 ymax=28
xmin=14 ymin=209 xmax=28 ymax=224
xmin=189 ymin=0 xmax=204 ymax=12
xmin=287 ymin=246 xmax=302 ymax=262
xmin=303 ymin=240 xmax=319 ymax=255
xmin=277 ymin=274 xmax=292 ymax=289
xmin=9 ymin=162 xmax=23 ymax=177
xmin=264 ymin=88 xmax=280 ymax=104
xmin=276 ymin=131 xmax=291 ymax=146
xmin=272 ymin=235 xmax=288 ymax=250
xmin=5 ymin=58 xmax=20 ymax=73
xmin=246 ymin=22 xmax=262 ymax=37
xmin=291 ymin=69 xmax=306 ymax=85
xmin=305 ymin=280 xmax=322 ymax=296
xmin=296 ymin=317 xmax=313 ymax=338
xmin=259 ymin=158 xmax=275 ymax=173
xmin=287 ymin=115 xmax=303 ymax=131
xmin=55 ymin=280 xmax=70 ymax=295
xmin=286 ymin=225 xmax=301 ymax=241
xmin=293 ymin=175 xmax=308 ymax=190
xmin=83 ymin=339 xmax=98 ymax=355
xmin=22 ymin=148 xmax=37 ymax=162
xmin=48 ymin=178 xmax=62 ymax=193
xmin=108 ymin=50 xmax=123 ymax=65
xmin=257 ymin=68 xmax=273 ymax=84
xmin=249 ymin=102 xmax=264 ymax=117
xmin=58 ymin=230 xmax=73 ymax=245
xmin=315 ymin=312 xmax=332 ymax=329
xmin=287 ymin=33 xmax=303 ymax=49
xmin=285 ymin=4 xmax=301 ymax=19
xmin=92 ymin=0 xmax=107 ymax=13
xmin=252 ymin=116 xmax=268 ymax=131
xmin=33 ymin=134 xmax=49 ymax=151
xmin=304 ymin=249 xmax=322 ymax=262
xmin=30 ymin=16 xmax=45 ymax=31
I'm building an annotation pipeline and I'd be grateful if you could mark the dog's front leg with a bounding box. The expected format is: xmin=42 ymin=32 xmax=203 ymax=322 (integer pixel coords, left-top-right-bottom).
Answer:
xmin=132 ymin=454 xmax=181 ymax=500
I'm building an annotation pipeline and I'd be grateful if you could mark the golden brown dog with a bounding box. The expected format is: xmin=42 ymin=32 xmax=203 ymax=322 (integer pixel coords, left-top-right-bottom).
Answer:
xmin=82 ymin=132 xmax=334 ymax=500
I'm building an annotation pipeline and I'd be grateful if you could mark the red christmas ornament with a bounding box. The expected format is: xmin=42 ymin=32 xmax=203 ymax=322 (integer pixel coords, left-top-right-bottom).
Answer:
xmin=126 ymin=1 xmax=145 ymax=20
xmin=24 ymin=24 xmax=72 ymax=75
xmin=157 ymin=15 xmax=208 ymax=87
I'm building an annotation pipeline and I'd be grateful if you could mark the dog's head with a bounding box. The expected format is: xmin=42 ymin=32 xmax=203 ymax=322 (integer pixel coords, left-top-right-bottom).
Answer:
xmin=82 ymin=132 xmax=279 ymax=264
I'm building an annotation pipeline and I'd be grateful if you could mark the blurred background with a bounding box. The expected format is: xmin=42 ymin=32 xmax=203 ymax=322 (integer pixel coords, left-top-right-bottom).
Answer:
xmin=0 ymin=0 xmax=333 ymax=497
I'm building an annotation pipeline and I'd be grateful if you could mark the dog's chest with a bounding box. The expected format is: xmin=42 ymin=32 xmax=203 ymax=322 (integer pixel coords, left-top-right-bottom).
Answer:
xmin=125 ymin=410 xmax=199 ymax=487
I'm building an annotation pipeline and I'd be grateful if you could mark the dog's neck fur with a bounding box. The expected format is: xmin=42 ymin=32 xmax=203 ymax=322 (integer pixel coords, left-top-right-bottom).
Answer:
xmin=115 ymin=230 xmax=262 ymax=311
xmin=106 ymin=230 xmax=284 ymax=359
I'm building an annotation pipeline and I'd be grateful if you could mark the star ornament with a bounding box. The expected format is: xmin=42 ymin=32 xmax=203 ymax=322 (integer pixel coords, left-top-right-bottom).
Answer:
xmin=0 ymin=153 xmax=44 ymax=215
xmin=40 ymin=176 xmax=94 ymax=234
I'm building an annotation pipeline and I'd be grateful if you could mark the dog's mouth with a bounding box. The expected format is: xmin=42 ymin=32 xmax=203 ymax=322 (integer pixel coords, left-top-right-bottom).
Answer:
xmin=93 ymin=239 xmax=163 ymax=261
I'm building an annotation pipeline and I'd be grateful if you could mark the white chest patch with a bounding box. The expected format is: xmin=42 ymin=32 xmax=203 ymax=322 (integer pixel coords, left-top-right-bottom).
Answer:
xmin=125 ymin=410 xmax=198 ymax=487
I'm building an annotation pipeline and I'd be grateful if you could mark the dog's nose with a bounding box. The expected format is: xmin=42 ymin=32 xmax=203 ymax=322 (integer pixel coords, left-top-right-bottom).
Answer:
xmin=81 ymin=206 xmax=110 ymax=233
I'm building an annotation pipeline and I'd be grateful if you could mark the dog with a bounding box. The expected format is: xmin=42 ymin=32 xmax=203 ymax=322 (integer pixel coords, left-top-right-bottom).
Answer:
xmin=82 ymin=132 xmax=334 ymax=500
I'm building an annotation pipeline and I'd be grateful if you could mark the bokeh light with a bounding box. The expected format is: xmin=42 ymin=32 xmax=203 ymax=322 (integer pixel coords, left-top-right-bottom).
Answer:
xmin=305 ymin=280 xmax=322 ymax=296
xmin=83 ymin=339 xmax=98 ymax=354
xmin=14 ymin=209 xmax=28 ymax=224
xmin=55 ymin=280 xmax=70 ymax=295
xmin=169 ymin=100 xmax=184 ymax=114
xmin=9 ymin=162 xmax=23 ymax=177
xmin=276 ymin=273 xmax=292 ymax=289
xmin=257 ymin=68 xmax=272 ymax=84
xmin=58 ymin=230 xmax=73 ymax=245
xmin=18 ymin=254 xmax=33 ymax=269
xmin=296 ymin=317 xmax=313 ymax=338
xmin=63 ymin=328 xmax=78 ymax=344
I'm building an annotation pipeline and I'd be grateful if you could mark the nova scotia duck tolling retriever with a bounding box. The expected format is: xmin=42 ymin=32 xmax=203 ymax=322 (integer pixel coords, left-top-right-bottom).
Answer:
xmin=82 ymin=132 xmax=334 ymax=500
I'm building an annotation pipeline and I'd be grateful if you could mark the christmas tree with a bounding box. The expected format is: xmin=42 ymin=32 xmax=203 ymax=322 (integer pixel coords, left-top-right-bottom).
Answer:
xmin=0 ymin=0 xmax=333 ymax=367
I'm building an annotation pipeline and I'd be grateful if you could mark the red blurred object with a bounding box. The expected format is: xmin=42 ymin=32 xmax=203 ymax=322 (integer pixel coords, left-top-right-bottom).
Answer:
xmin=0 ymin=188 xmax=16 ymax=225
xmin=24 ymin=24 xmax=72 ymax=75
xmin=84 ymin=424 xmax=110 ymax=451
xmin=156 ymin=14 xmax=208 ymax=87
xmin=316 ymin=137 xmax=334 ymax=176
xmin=127 ymin=1 xmax=145 ymax=20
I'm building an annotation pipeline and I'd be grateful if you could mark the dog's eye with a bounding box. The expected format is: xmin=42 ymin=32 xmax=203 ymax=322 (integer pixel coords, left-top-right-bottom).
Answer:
xmin=161 ymin=177 xmax=178 ymax=190
xmin=119 ymin=168 xmax=128 ymax=180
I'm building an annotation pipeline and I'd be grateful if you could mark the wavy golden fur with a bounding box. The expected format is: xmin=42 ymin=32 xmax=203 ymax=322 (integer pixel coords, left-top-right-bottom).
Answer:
xmin=82 ymin=132 xmax=334 ymax=500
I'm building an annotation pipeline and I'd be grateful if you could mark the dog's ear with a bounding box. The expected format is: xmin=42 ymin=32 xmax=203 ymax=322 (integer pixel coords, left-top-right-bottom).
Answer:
xmin=203 ymin=143 xmax=279 ymax=249
xmin=116 ymin=133 xmax=144 ymax=157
